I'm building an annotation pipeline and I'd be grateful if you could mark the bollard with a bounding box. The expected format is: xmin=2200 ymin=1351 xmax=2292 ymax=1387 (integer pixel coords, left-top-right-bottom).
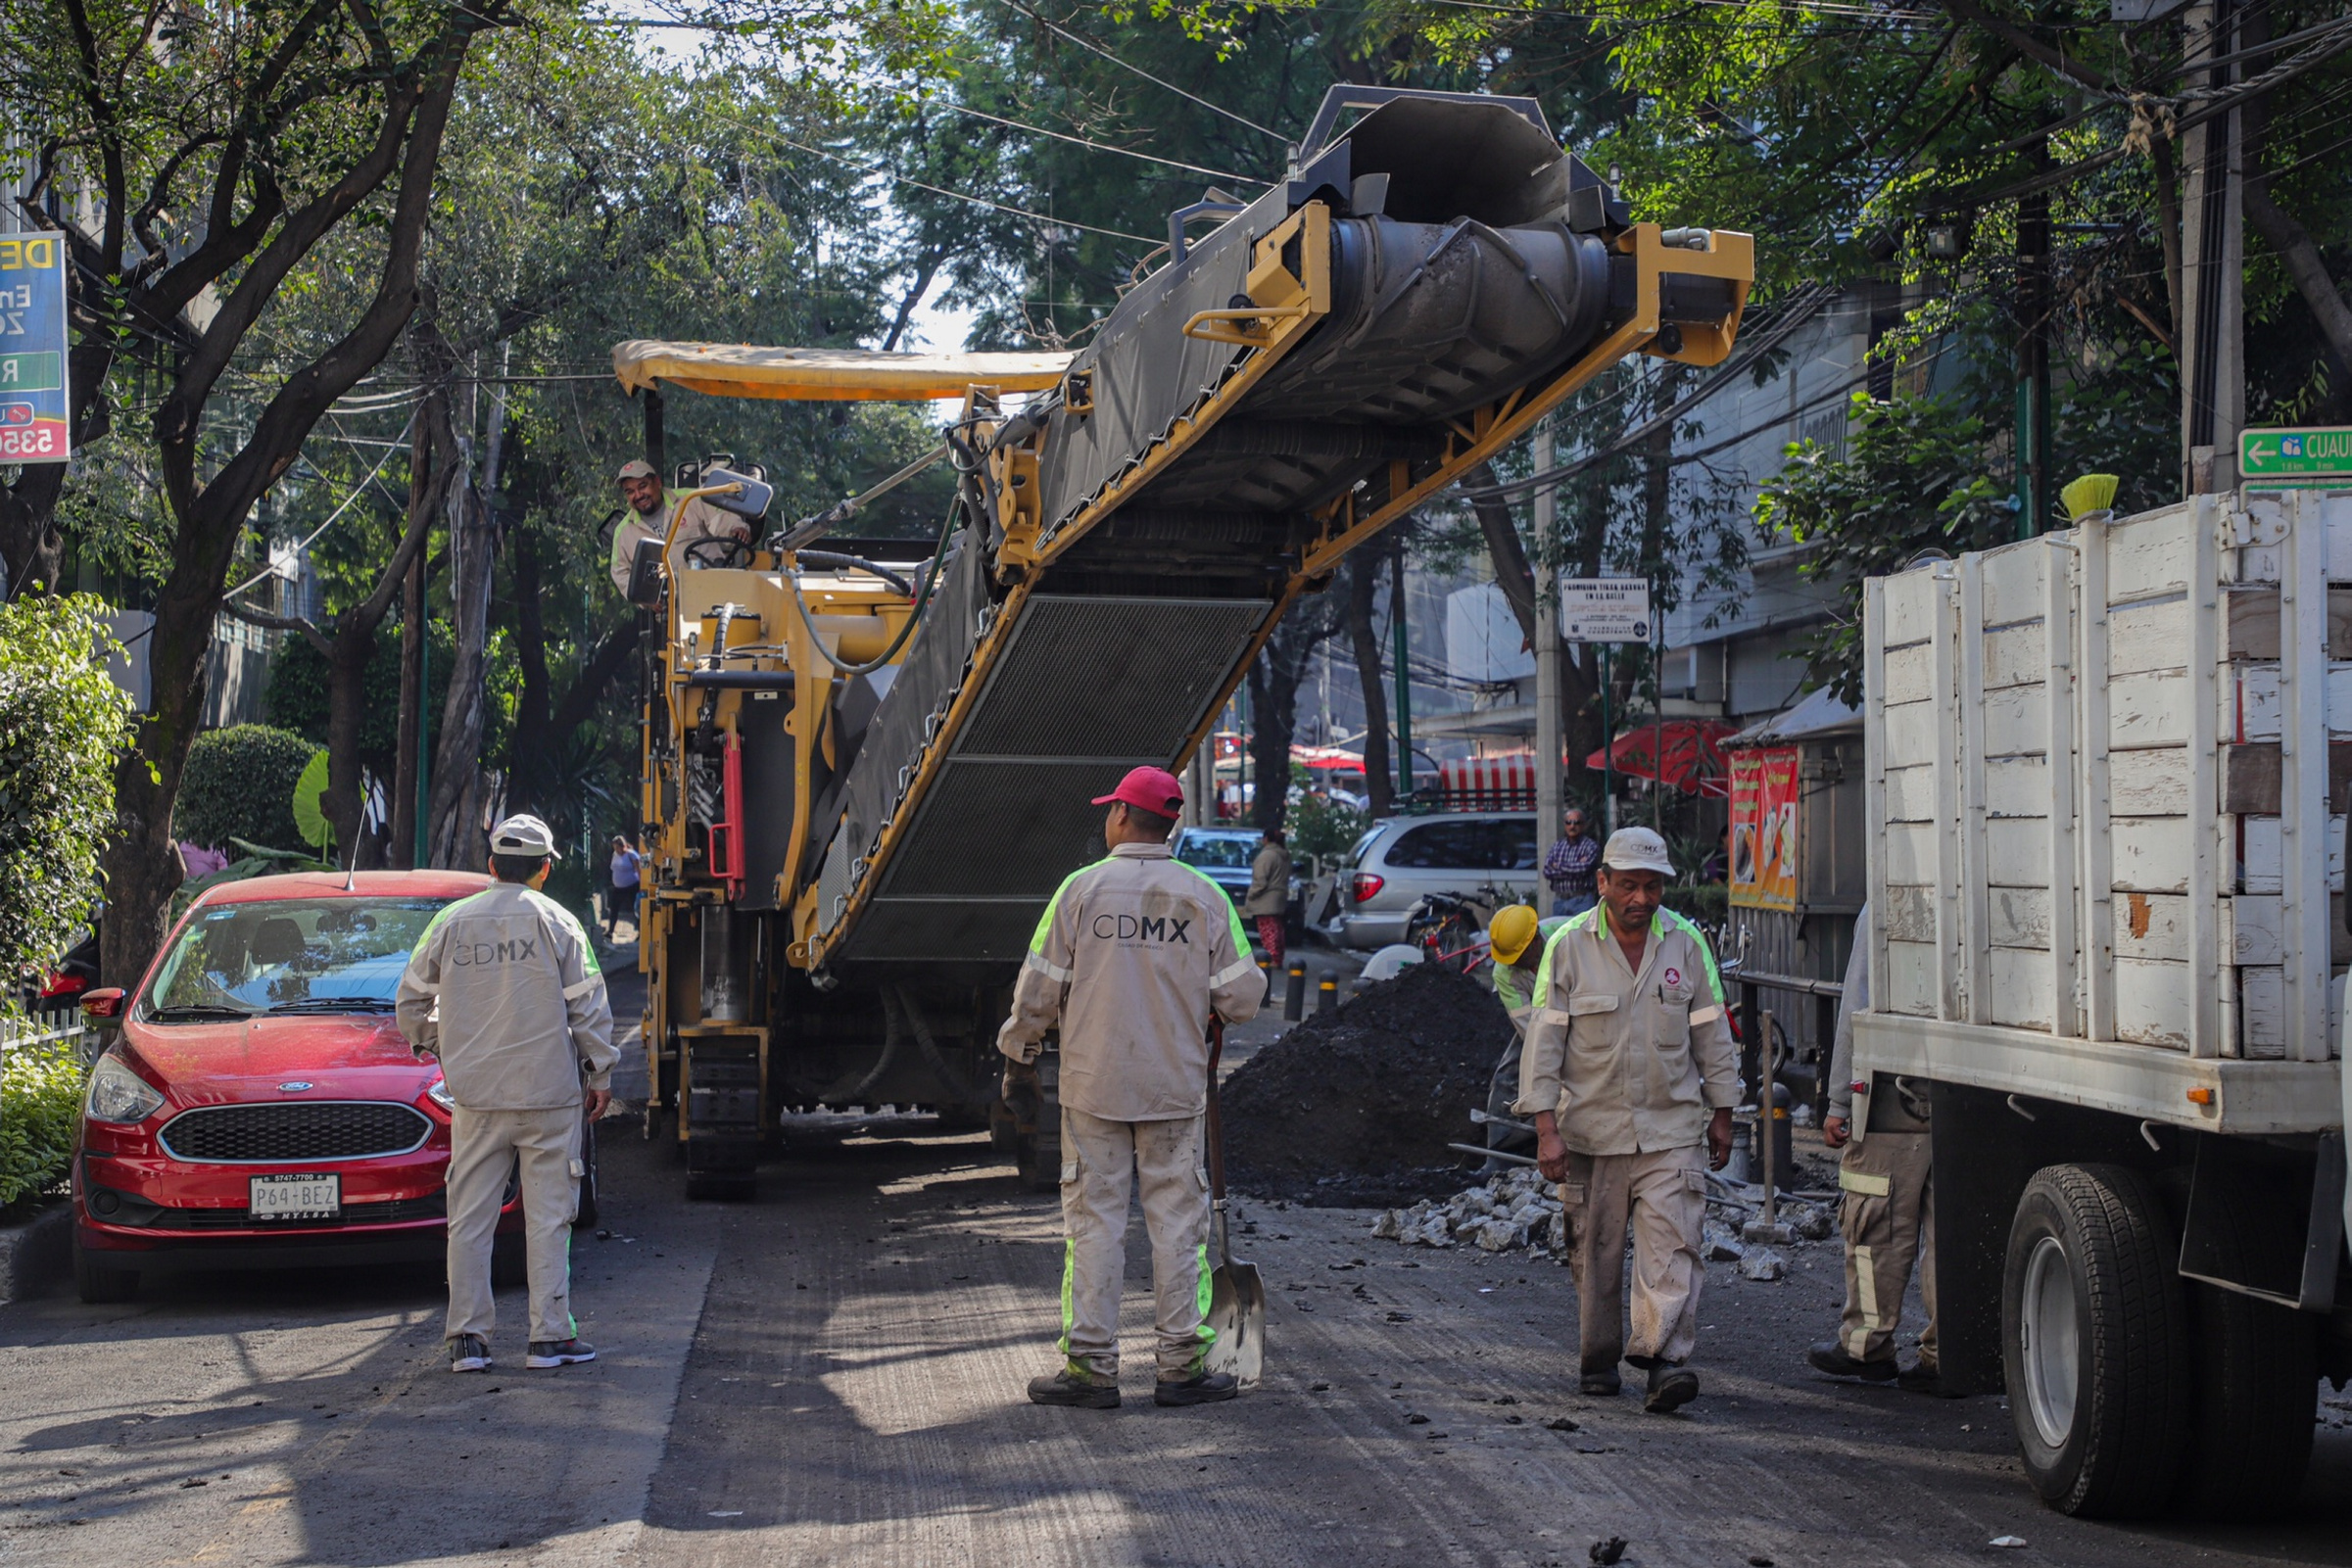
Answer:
xmin=1258 ymin=956 xmax=1274 ymax=1006
xmin=1283 ymin=962 xmax=1307 ymax=1022
xmin=1317 ymin=974 xmax=1338 ymax=1013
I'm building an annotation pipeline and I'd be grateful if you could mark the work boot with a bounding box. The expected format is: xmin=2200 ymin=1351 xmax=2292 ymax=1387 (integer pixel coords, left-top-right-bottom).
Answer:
xmin=1897 ymin=1361 xmax=1958 ymax=1397
xmin=1642 ymin=1362 xmax=1700 ymax=1414
xmin=1807 ymin=1341 xmax=1898 ymax=1383
xmin=1029 ymin=1366 xmax=1120 ymax=1409
xmin=1578 ymin=1369 xmax=1622 ymax=1397
xmin=1155 ymin=1370 xmax=1239 ymax=1407
xmin=526 ymin=1337 xmax=598 ymax=1367
xmin=449 ymin=1334 xmax=491 ymax=1373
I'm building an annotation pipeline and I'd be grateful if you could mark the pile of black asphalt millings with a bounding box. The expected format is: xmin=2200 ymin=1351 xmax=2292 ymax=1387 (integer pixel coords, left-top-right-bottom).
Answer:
xmin=1221 ymin=961 xmax=1514 ymax=1208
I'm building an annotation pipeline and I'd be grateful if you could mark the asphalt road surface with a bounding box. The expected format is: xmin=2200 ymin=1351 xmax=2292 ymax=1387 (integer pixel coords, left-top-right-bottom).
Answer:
xmin=5 ymin=1008 xmax=2350 ymax=1565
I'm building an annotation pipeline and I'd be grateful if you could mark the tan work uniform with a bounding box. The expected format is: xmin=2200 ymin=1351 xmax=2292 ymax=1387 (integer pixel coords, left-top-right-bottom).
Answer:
xmin=1515 ymin=906 xmax=1737 ymax=1374
xmin=397 ymin=883 xmax=615 ymax=1345
xmin=608 ymin=490 xmax=749 ymax=596
xmin=1827 ymin=906 xmax=1938 ymax=1370
xmin=999 ymin=841 xmax=1264 ymax=1379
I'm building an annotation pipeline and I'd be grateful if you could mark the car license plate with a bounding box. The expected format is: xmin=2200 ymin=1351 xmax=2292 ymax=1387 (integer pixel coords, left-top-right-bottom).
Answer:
xmin=249 ymin=1173 xmax=340 ymax=1221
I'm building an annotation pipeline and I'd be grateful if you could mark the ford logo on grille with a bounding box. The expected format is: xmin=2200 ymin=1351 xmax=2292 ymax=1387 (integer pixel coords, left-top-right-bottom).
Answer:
xmin=278 ymin=1081 xmax=314 ymax=1092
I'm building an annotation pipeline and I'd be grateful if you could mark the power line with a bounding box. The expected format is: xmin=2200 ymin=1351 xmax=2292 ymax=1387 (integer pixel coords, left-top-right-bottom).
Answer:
xmin=987 ymin=0 xmax=1288 ymax=144
xmin=924 ymin=100 xmax=1272 ymax=185
xmin=765 ymin=130 xmax=1160 ymax=244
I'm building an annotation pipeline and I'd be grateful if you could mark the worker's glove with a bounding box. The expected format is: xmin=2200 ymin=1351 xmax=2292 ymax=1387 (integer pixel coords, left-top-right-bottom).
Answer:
xmin=1000 ymin=1057 xmax=1039 ymax=1116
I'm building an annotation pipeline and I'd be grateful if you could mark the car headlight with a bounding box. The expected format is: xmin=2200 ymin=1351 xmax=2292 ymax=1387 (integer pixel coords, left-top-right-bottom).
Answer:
xmin=426 ymin=1076 xmax=456 ymax=1113
xmin=84 ymin=1055 xmax=166 ymax=1124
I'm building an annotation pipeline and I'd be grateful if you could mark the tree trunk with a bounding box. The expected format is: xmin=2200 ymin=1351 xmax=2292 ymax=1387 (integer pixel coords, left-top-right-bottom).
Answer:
xmin=393 ymin=550 xmax=425 ymax=870
xmin=1346 ymin=543 xmax=1394 ymax=819
xmin=426 ymin=466 xmax=494 ymax=869
xmin=1244 ymin=603 xmax=1339 ymax=831
xmin=1467 ymin=460 xmax=1537 ymax=646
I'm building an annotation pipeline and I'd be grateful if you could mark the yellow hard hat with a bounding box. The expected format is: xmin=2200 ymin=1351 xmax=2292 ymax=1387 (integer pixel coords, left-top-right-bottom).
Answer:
xmin=1489 ymin=905 xmax=1541 ymax=967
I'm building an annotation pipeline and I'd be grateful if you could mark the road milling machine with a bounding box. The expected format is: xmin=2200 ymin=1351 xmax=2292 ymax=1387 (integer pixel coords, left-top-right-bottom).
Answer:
xmin=614 ymin=85 xmax=1753 ymax=1196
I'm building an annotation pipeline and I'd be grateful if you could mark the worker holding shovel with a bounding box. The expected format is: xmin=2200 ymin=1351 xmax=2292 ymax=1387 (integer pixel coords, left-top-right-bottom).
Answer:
xmin=999 ymin=766 xmax=1266 ymax=1409
xmin=1517 ymin=827 xmax=1739 ymax=1413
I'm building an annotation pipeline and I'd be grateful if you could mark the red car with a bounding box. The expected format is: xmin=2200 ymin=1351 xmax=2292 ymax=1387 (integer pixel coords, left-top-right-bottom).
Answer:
xmin=70 ymin=870 xmax=597 ymax=1304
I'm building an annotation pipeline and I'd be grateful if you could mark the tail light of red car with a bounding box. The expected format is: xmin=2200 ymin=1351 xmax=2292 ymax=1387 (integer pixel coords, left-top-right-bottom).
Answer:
xmin=1349 ymin=873 xmax=1385 ymax=905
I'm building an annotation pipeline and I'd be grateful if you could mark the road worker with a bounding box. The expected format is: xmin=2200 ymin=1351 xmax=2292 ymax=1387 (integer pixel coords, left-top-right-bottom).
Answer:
xmin=607 ymin=457 xmax=754 ymax=596
xmin=1807 ymin=903 xmax=1943 ymax=1392
xmin=397 ymin=814 xmax=616 ymax=1373
xmin=1517 ymin=827 xmax=1737 ymax=1413
xmin=1481 ymin=904 xmax=1567 ymax=1164
xmin=999 ymin=765 xmax=1265 ymax=1409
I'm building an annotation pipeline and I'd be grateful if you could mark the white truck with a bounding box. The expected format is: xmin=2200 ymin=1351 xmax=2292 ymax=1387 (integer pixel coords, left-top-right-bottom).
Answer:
xmin=1854 ymin=486 xmax=2352 ymax=1519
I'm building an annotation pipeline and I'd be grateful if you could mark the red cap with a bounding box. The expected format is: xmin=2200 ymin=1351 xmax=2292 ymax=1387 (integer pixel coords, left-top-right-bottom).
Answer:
xmin=1092 ymin=765 xmax=1184 ymax=819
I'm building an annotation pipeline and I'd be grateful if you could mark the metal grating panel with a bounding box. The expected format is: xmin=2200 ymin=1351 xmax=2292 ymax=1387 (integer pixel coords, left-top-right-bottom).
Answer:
xmin=847 ymin=898 xmax=1045 ymax=965
xmin=877 ymin=759 xmax=1133 ymax=900
xmin=954 ymin=596 xmax=1267 ymax=760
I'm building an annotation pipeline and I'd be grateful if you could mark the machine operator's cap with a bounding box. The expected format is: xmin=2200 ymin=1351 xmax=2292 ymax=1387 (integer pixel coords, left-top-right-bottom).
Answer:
xmin=1091 ymin=765 xmax=1184 ymax=820
xmin=1601 ymin=825 xmax=1674 ymax=877
xmin=489 ymin=813 xmax=562 ymax=860
xmin=615 ymin=457 xmax=657 ymax=482
xmin=1488 ymin=904 xmax=1541 ymax=967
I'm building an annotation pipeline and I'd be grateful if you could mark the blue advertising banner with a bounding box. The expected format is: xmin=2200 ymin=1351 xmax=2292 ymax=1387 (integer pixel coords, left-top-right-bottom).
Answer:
xmin=0 ymin=233 xmax=70 ymax=464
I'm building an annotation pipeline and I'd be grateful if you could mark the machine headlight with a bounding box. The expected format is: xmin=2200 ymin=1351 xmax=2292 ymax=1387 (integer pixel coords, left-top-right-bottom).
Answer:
xmin=426 ymin=1076 xmax=456 ymax=1113
xmin=84 ymin=1055 xmax=166 ymax=1124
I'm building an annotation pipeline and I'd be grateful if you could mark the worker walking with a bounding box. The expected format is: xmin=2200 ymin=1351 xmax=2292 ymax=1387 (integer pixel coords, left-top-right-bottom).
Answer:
xmin=1481 ymin=904 xmax=1566 ymax=1164
xmin=1807 ymin=904 xmax=1943 ymax=1391
xmin=607 ymin=458 xmax=753 ymax=595
xmin=398 ymin=815 xmax=616 ymax=1373
xmin=1517 ymin=828 xmax=1737 ymax=1413
xmin=999 ymin=766 xmax=1265 ymax=1409
xmin=1241 ymin=827 xmax=1291 ymax=971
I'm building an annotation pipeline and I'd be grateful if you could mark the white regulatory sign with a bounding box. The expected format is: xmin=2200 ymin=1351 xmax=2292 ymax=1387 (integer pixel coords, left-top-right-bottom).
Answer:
xmin=1559 ymin=578 xmax=1653 ymax=643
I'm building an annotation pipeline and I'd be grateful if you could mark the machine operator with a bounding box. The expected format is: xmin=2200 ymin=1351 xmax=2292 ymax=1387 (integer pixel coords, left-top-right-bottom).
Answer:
xmin=1517 ymin=827 xmax=1738 ymax=1414
xmin=998 ymin=766 xmax=1265 ymax=1409
xmin=398 ymin=814 xmax=616 ymax=1374
xmin=607 ymin=457 xmax=754 ymax=596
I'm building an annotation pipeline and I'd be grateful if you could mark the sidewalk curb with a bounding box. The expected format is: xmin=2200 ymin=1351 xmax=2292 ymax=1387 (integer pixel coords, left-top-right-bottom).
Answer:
xmin=0 ymin=1200 xmax=71 ymax=1304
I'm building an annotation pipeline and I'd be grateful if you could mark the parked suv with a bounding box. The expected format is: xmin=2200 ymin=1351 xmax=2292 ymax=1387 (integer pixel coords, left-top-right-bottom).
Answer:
xmin=1329 ymin=812 xmax=1539 ymax=949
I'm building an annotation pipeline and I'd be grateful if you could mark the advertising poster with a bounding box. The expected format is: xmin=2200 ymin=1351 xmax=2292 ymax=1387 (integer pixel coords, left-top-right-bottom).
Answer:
xmin=1728 ymin=745 xmax=1800 ymax=911
xmin=0 ymin=232 xmax=70 ymax=463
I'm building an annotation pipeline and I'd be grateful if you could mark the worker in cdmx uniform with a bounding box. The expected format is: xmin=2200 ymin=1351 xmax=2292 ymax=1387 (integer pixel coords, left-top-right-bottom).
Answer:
xmin=607 ymin=457 xmax=753 ymax=595
xmin=1517 ymin=827 xmax=1737 ymax=1413
xmin=1807 ymin=903 xmax=1943 ymax=1391
xmin=1480 ymin=904 xmax=1566 ymax=1165
xmin=397 ymin=814 xmax=616 ymax=1374
xmin=999 ymin=765 xmax=1265 ymax=1409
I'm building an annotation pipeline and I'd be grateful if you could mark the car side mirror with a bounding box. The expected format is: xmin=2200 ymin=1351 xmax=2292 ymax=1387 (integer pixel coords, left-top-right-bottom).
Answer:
xmin=626 ymin=537 xmax=666 ymax=608
xmin=81 ymin=987 xmax=126 ymax=1037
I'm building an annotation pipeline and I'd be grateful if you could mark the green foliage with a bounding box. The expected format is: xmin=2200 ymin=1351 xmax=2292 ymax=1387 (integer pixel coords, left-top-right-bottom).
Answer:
xmin=0 ymin=596 xmax=133 ymax=986
xmin=1756 ymin=391 xmax=2013 ymax=703
xmin=0 ymin=1038 xmax=85 ymax=1209
xmin=1661 ymin=881 xmax=1728 ymax=929
xmin=177 ymin=726 xmax=321 ymax=854
xmin=1287 ymin=764 xmax=1368 ymax=861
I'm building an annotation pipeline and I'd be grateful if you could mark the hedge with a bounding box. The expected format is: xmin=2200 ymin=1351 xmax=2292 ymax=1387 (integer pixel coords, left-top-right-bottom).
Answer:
xmin=178 ymin=724 xmax=319 ymax=853
xmin=0 ymin=1038 xmax=84 ymax=1208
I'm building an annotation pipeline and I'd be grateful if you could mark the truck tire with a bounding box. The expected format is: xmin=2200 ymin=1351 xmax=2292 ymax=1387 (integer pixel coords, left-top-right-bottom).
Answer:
xmin=1014 ymin=1123 xmax=1062 ymax=1193
xmin=2001 ymin=1164 xmax=2190 ymax=1518
xmin=72 ymin=1234 xmax=138 ymax=1305
xmin=2181 ymin=1241 xmax=2317 ymax=1517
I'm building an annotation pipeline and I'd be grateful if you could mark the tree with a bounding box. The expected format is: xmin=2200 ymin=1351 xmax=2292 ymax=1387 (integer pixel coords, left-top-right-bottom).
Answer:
xmin=3 ymin=0 xmax=526 ymax=981
xmin=1245 ymin=598 xmax=1343 ymax=831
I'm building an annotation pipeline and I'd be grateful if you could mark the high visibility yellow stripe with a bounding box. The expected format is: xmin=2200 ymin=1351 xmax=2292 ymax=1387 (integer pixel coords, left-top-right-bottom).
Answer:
xmin=1852 ymin=1243 xmax=1882 ymax=1330
xmin=1840 ymin=1167 xmax=1892 ymax=1197
xmin=1057 ymin=1238 xmax=1077 ymax=1356
xmin=1195 ymin=1243 xmax=1216 ymax=1345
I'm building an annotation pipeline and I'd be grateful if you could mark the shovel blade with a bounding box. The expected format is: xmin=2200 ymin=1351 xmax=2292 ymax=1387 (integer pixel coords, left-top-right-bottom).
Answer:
xmin=1203 ymin=1259 xmax=1267 ymax=1390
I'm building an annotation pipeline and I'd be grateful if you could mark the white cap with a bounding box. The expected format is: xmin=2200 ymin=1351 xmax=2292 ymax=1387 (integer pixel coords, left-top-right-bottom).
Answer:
xmin=1601 ymin=826 xmax=1673 ymax=876
xmin=490 ymin=813 xmax=561 ymax=860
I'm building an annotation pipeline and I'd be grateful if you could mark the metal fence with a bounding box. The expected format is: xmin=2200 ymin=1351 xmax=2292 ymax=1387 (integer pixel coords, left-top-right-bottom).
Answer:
xmin=0 ymin=1009 xmax=95 ymax=1069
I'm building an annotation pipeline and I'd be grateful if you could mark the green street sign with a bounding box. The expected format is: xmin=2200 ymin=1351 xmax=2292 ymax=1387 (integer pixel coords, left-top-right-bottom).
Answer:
xmin=0 ymin=351 xmax=60 ymax=394
xmin=2240 ymin=425 xmax=2352 ymax=481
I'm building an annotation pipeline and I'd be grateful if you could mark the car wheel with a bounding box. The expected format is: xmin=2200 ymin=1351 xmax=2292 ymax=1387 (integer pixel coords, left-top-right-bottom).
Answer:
xmin=72 ymin=1233 xmax=138 ymax=1305
xmin=573 ymin=1116 xmax=600 ymax=1230
xmin=2001 ymin=1164 xmax=2190 ymax=1518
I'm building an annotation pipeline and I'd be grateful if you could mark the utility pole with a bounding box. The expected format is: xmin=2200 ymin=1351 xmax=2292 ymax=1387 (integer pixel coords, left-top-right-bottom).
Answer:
xmin=1391 ymin=546 xmax=1413 ymax=804
xmin=2180 ymin=0 xmax=2243 ymax=496
xmin=1534 ymin=419 xmax=1561 ymax=884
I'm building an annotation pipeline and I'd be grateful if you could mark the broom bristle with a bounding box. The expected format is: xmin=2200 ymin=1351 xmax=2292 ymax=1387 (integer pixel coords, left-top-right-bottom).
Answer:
xmin=2061 ymin=473 xmax=2120 ymax=520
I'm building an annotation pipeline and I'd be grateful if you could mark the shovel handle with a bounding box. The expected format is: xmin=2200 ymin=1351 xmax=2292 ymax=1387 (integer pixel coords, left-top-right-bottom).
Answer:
xmin=1205 ymin=1018 xmax=1227 ymax=1205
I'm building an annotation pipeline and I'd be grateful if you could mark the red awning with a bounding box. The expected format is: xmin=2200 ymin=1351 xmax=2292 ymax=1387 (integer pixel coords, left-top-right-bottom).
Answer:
xmin=1587 ymin=720 xmax=1740 ymax=798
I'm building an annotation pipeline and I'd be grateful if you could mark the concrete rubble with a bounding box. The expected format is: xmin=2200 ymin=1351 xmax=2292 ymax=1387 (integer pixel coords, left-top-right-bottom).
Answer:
xmin=1369 ymin=1166 xmax=1840 ymax=1273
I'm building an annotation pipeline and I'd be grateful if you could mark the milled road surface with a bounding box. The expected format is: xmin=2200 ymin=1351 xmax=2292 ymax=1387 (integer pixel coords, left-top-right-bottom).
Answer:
xmin=3 ymin=998 xmax=2349 ymax=1564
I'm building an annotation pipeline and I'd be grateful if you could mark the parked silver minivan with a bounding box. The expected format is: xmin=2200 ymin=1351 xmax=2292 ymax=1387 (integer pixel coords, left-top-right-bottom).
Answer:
xmin=1328 ymin=812 xmax=1540 ymax=949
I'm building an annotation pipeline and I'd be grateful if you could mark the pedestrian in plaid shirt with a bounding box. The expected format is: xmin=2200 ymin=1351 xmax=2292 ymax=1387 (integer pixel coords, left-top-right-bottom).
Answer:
xmin=1543 ymin=808 xmax=1602 ymax=917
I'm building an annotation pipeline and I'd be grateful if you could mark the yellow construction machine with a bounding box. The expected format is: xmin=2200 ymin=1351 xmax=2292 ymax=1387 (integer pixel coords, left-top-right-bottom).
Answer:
xmin=615 ymin=86 xmax=1752 ymax=1195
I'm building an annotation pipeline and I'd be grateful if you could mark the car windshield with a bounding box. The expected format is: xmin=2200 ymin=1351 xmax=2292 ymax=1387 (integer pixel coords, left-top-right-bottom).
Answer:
xmin=143 ymin=897 xmax=451 ymax=1019
xmin=1175 ymin=832 xmax=1259 ymax=870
